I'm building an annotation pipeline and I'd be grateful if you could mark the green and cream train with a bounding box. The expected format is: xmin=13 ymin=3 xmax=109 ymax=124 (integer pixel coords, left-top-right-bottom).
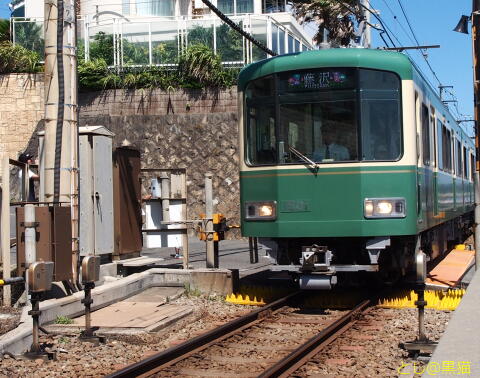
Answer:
xmin=238 ymin=49 xmax=474 ymax=289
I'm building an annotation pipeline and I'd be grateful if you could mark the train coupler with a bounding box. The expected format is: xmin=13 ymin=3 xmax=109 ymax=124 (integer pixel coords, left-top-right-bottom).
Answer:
xmin=300 ymin=245 xmax=332 ymax=271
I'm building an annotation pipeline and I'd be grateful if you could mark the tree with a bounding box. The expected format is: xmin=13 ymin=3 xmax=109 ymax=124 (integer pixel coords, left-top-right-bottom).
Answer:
xmin=0 ymin=19 xmax=10 ymax=42
xmin=289 ymin=0 xmax=361 ymax=47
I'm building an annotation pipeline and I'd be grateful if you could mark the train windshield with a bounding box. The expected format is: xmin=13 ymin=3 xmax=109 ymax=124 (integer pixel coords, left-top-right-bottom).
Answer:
xmin=245 ymin=68 xmax=402 ymax=166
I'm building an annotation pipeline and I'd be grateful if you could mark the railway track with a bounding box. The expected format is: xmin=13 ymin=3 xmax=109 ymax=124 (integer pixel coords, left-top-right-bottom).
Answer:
xmin=106 ymin=292 xmax=372 ymax=378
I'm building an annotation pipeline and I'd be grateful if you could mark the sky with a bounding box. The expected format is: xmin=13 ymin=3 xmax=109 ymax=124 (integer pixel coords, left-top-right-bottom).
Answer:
xmin=368 ymin=0 xmax=474 ymax=136
xmin=0 ymin=1 xmax=475 ymax=134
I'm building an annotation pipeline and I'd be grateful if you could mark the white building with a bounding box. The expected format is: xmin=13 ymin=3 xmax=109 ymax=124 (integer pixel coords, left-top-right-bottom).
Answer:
xmin=12 ymin=0 xmax=315 ymax=66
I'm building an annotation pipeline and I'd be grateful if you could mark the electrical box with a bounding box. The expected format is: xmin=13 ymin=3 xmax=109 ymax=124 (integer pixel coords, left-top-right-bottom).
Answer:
xmin=16 ymin=206 xmax=72 ymax=281
xmin=28 ymin=261 xmax=54 ymax=292
xmin=79 ymin=126 xmax=115 ymax=256
xmin=82 ymin=255 xmax=101 ymax=283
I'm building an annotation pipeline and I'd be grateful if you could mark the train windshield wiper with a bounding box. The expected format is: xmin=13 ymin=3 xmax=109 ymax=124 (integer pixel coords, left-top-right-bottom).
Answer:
xmin=289 ymin=146 xmax=319 ymax=172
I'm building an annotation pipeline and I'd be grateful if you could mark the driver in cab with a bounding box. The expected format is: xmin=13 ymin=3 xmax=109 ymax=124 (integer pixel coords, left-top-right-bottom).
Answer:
xmin=313 ymin=121 xmax=350 ymax=162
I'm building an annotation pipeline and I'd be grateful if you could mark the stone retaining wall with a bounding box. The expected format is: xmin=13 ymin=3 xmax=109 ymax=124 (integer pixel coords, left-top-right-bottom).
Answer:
xmin=0 ymin=74 xmax=44 ymax=157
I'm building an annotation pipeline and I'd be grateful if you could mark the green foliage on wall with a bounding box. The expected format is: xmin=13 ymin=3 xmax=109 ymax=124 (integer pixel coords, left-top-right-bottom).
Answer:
xmin=3 ymin=27 xmax=240 ymax=90
xmin=77 ymin=43 xmax=239 ymax=91
xmin=0 ymin=41 xmax=41 ymax=74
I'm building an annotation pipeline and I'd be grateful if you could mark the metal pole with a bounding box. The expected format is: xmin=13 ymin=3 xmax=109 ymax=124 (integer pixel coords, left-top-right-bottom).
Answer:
xmin=25 ymin=204 xmax=36 ymax=300
xmin=205 ymin=173 xmax=215 ymax=268
xmin=249 ymin=237 xmax=254 ymax=263
xmin=1 ymin=154 xmax=11 ymax=306
xmin=24 ymin=205 xmax=36 ymax=266
xmin=472 ymin=0 xmax=480 ymax=270
xmin=29 ymin=293 xmax=41 ymax=353
xmin=83 ymin=284 xmax=93 ymax=335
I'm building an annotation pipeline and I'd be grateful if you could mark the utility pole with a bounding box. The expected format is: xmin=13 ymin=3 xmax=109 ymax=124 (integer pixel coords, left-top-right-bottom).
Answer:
xmin=360 ymin=0 xmax=371 ymax=48
xmin=473 ymin=0 xmax=480 ymax=269
xmin=44 ymin=0 xmax=79 ymax=281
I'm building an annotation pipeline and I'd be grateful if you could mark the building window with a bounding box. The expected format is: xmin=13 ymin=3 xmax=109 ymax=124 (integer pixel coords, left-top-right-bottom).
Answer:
xmin=237 ymin=0 xmax=253 ymax=13
xmin=263 ymin=0 xmax=286 ymax=13
xmin=279 ymin=28 xmax=285 ymax=54
xmin=271 ymin=24 xmax=278 ymax=54
xmin=218 ymin=0 xmax=234 ymax=14
xmin=288 ymin=34 xmax=294 ymax=53
xmin=294 ymin=39 xmax=300 ymax=52
xmin=122 ymin=0 xmax=130 ymax=15
xmin=136 ymin=0 xmax=174 ymax=16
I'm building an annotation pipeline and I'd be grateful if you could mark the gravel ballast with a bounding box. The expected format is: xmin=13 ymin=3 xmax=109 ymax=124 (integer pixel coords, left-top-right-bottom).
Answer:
xmin=0 ymin=294 xmax=452 ymax=377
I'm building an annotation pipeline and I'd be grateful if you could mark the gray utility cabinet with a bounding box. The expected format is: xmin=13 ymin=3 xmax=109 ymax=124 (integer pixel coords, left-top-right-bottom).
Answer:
xmin=79 ymin=126 xmax=115 ymax=256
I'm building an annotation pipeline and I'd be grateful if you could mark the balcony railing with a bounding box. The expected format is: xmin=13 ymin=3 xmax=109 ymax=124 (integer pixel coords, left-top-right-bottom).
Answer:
xmin=11 ymin=13 xmax=313 ymax=67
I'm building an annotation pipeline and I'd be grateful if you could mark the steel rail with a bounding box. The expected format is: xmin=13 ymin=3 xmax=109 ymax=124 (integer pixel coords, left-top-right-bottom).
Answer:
xmin=105 ymin=291 xmax=301 ymax=378
xmin=258 ymin=299 xmax=372 ymax=378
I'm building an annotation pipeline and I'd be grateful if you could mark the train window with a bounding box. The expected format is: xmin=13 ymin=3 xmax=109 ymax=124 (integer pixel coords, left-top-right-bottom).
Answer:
xmin=280 ymin=94 xmax=358 ymax=163
xmin=245 ymin=68 xmax=401 ymax=166
xmin=441 ymin=125 xmax=453 ymax=173
xmin=430 ymin=110 xmax=436 ymax=166
xmin=437 ymin=120 xmax=443 ymax=170
xmin=471 ymin=152 xmax=475 ymax=181
xmin=245 ymin=76 xmax=276 ymax=165
xmin=421 ymin=104 xmax=430 ymax=165
xmin=245 ymin=75 xmax=274 ymax=98
xmin=457 ymin=140 xmax=462 ymax=177
xmin=359 ymin=69 xmax=401 ymax=161
xmin=246 ymin=104 xmax=277 ymax=165
xmin=463 ymin=146 xmax=468 ymax=179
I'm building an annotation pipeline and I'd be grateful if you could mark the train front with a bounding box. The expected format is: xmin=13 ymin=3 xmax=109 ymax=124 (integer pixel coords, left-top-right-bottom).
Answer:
xmin=238 ymin=50 xmax=418 ymax=289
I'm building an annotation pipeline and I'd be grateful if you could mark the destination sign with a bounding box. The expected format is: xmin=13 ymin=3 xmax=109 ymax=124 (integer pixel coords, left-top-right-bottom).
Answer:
xmin=279 ymin=68 xmax=354 ymax=91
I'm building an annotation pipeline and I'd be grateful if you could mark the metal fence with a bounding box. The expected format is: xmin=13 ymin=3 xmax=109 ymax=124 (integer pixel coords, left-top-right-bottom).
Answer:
xmin=11 ymin=14 xmax=312 ymax=67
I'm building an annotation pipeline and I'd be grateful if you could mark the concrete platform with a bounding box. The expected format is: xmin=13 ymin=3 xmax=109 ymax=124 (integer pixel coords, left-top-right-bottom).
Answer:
xmin=46 ymin=287 xmax=190 ymax=334
xmin=426 ymin=248 xmax=475 ymax=289
xmin=0 ymin=268 xmax=239 ymax=354
xmin=427 ymin=269 xmax=480 ymax=377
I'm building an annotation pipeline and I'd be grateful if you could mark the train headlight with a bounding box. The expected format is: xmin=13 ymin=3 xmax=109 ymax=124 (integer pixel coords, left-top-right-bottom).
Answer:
xmin=364 ymin=198 xmax=406 ymax=219
xmin=245 ymin=201 xmax=277 ymax=221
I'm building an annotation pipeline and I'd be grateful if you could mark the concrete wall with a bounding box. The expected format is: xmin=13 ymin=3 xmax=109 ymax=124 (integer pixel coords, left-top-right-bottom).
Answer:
xmin=0 ymin=74 xmax=241 ymax=227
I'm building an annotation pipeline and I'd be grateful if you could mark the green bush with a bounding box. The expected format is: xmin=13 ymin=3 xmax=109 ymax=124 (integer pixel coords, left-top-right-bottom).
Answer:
xmin=0 ymin=41 xmax=41 ymax=74
xmin=76 ymin=44 xmax=239 ymax=91
xmin=178 ymin=43 xmax=224 ymax=86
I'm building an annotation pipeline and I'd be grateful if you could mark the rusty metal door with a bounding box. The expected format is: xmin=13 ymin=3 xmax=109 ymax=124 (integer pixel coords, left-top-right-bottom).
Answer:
xmin=113 ymin=147 xmax=142 ymax=256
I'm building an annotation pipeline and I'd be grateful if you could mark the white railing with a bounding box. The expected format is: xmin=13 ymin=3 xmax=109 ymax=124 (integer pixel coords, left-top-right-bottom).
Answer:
xmin=11 ymin=13 xmax=313 ymax=67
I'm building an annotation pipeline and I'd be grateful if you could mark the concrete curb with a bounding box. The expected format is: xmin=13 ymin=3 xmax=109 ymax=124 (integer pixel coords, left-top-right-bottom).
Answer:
xmin=0 ymin=267 xmax=235 ymax=355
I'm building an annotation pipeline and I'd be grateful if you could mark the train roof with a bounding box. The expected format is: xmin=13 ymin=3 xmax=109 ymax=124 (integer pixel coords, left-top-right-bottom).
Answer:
xmin=237 ymin=48 xmax=412 ymax=91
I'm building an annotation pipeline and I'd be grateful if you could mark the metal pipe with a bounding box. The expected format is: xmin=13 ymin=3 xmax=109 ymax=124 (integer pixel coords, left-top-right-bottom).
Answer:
xmin=1 ymin=154 xmax=11 ymax=306
xmin=472 ymin=0 xmax=480 ymax=270
xmin=160 ymin=173 xmax=170 ymax=224
xmin=205 ymin=173 xmax=215 ymax=268
xmin=0 ymin=277 xmax=25 ymax=286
